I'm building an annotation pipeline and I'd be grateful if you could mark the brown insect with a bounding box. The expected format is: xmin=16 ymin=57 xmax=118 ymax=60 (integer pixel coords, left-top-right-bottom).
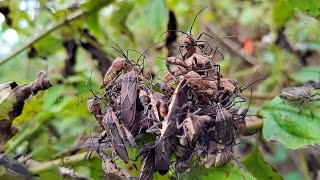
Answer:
xmin=177 ymin=113 xmax=212 ymax=146
xmin=120 ymin=69 xmax=140 ymax=129
xmin=158 ymin=79 xmax=189 ymax=140
xmin=0 ymin=153 xmax=32 ymax=177
xmin=97 ymin=149 xmax=132 ymax=180
xmin=154 ymin=138 xmax=172 ymax=175
xmin=87 ymin=97 xmax=104 ymax=129
xmin=162 ymin=6 xmax=214 ymax=59
xmin=175 ymin=148 xmax=195 ymax=173
xmin=100 ymin=57 xmax=133 ymax=89
xmin=202 ymin=145 xmax=233 ymax=168
xmin=279 ymin=86 xmax=317 ymax=105
xmin=138 ymin=143 xmax=155 ymax=180
xmin=99 ymin=107 xmax=129 ymax=163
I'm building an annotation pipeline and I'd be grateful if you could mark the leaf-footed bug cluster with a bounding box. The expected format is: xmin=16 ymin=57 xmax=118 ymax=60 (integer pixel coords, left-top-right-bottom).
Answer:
xmin=85 ymin=6 xmax=260 ymax=180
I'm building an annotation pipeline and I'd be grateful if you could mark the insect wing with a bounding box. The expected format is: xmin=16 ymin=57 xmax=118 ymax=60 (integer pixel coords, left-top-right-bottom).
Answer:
xmin=155 ymin=138 xmax=172 ymax=175
xmin=103 ymin=109 xmax=129 ymax=163
xmin=139 ymin=147 xmax=155 ymax=180
xmin=161 ymin=79 xmax=189 ymax=139
xmin=121 ymin=69 xmax=139 ymax=128
xmin=0 ymin=153 xmax=32 ymax=177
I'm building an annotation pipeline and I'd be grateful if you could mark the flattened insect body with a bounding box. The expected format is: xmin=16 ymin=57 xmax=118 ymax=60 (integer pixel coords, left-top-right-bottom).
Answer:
xmin=202 ymin=146 xmax=233 ymax=168
xmin=101 ymin=57 xmax=132 ymax=89
xmin=139 ymin=144 xmax=155 ymax=180
xmin=178 ymin=114 xmax=212 ymax=146
xmin=121 ymin=69 xmax=139 ymax=128
xmin=155 ymin=138 xmax=172 ymax=175
xmin=102 ymin=108 xmax=129 ymax=163
xmin=99 ymin=150 xmax=132 ymax=180
xmin=215 ymin=103 xmax=233 ymax=126
xmin=175 ymin=148 xmax=195 ymax=173
xmin=279 ymin=86 xmax=312 ymax=105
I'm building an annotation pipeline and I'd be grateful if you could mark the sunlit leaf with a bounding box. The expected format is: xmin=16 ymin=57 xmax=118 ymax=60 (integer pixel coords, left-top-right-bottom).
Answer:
xmin=290 ymin=67 xmax=320 ymax=84
xmin=285 ymin=0 xmax=320 ymax=20
xmin=241 ymin=146 xmax=282 ymax=179
xmin=272 ymin=0 xmax=295 ymax=29
xmin=262 ymin=96 xmax=320 ymax=149
xmin=185 ymin=163 xmax=256 ymax=180
xmin=127 ymin=0 xmax=168 ymax=45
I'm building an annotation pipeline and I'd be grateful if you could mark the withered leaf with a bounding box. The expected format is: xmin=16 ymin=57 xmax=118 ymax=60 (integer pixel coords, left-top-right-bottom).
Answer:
xmin=0 ymin=71 xmax=52 ymax=147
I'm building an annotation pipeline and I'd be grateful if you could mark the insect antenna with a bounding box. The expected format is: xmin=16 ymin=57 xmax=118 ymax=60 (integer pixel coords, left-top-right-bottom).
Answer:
xmin=160 ymin=30 xmax=190 ymax=38
xmin=189 ymin=6 xmax=208 ymax=35
xmin=239 ymin=67 xmax=265 ymax=92
xmin=137 ymin=42 xmax=163 ymax=69
xmin=76 ymin=66 xmax=104 ymax=108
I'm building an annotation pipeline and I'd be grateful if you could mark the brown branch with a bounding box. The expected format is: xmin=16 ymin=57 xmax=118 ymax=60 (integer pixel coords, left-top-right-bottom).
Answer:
xmin=0 ymin=10 xmax=86 ymax=66
xmin=28 ymin=152 xmax=99 ymax=174
xmin=202 ymin=22 xmax=258 ymax=65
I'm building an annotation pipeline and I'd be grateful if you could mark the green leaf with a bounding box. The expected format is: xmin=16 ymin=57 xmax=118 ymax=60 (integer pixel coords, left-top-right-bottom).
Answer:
xmin=241 ymin=146 xmax=282 ymax=179
xmin=185 ymin=163 xmax=256 ymax=180
xmin=262 ymin=96 xmax=320 ymax=149
xmin=285 ymin=0 xmax=320 ymax=20
xmin=290 ymin=67 xmax=320 ymax=84
xmin=33 ymin=34 xmax=62 ymax=57
xmin=80 ymin=0 xmax=114 ymax=12
xmin=127 ymin=0 xmax=168 ymax=45
xmin=272 ymin=0 xmax=295 ymax=29
xmin=85 ymin=13 xmax=104 ymax=41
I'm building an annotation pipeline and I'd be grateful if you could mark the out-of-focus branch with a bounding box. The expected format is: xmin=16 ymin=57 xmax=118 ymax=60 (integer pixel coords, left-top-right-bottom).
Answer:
xmin=29 ymin=152 xmax=98 ymax=174
xmin=0 ymin=10 xmax=86 ymax=66
xmin=202 ymin=22 xmax=258 ymax=65
xmin=242 ymin=92 xmax=277 ymax=100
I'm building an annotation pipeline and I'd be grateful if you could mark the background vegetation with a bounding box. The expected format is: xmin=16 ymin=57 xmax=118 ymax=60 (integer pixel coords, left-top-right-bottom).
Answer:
xmin=0 ymin=0 xmax=320 ymax=179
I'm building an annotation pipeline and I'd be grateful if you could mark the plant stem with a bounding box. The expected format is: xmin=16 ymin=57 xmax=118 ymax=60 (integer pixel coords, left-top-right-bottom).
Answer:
xmin=245 ymin=116 xmax=263 ymax=130
xmin=29 ymin=151 xmax=98 ymax=174
xmin=0 ymin=10 xmax=85 ymax=66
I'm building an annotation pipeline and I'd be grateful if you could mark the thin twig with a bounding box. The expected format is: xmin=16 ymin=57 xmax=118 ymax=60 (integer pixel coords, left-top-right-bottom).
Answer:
xmin=0 ymin=10 xmax=86 ymax=66
xmin=28 ymin=152 xmax=98 ymax=174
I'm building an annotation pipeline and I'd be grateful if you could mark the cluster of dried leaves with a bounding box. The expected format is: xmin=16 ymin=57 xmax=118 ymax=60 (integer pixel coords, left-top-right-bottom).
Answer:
xmin=86 ymin=9 xmax=257 ymax=180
